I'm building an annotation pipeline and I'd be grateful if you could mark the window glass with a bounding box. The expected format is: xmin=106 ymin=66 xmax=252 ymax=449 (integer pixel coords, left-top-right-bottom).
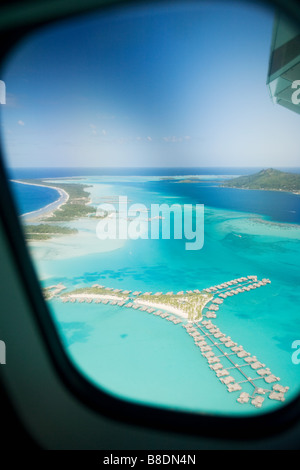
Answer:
xmin=1 ymin=1 xmax=300 ymax=416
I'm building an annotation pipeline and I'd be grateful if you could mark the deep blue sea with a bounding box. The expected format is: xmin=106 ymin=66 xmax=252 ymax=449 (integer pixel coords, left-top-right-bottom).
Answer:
xmin=8 ymin=167 xmax=300 ymax=416
xmin=11 ymin=181 xmax=60 ymax=216
xmin=9 ymin=167 xmax=300 ymax=224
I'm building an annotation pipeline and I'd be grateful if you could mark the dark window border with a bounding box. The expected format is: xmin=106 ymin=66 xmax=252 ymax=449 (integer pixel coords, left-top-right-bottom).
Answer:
xmin=0 ymin=0 xmax=300 ymax=442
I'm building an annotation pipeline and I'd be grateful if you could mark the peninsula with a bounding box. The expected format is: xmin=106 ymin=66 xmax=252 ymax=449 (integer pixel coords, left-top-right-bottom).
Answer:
xmin=222 ymin=168 xmax=300 ymax=194
xmin=14 ymin=178 xmax=106 ymax=241
xmin=49 ymin=275 xmax=291 ymax=409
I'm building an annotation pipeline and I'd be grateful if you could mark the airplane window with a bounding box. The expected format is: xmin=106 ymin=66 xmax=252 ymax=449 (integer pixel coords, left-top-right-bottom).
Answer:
xmin=1 ymin=1 xmax=300 ymax=417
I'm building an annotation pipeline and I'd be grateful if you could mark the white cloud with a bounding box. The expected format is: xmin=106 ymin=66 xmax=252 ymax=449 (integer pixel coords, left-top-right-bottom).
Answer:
xmin=147 ymin=136 xmax=152 ymax=141
xmin=18 ymin=120 xmax=25 ymax=126
xmin=163 ymin=135 xmax=191 ymax=143
xmin=89 ymin=123 xmax=97 ymax=135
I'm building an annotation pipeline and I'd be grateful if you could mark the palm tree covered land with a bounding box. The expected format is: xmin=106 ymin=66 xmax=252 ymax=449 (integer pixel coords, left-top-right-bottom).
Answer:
xmin=222 ymin=168 xmax=300 ymax=193
xmin=136 ymin=291 xmax=213 ymax=320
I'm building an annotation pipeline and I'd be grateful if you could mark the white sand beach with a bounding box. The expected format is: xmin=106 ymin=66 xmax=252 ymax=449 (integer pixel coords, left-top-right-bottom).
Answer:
xmin=133 ymin=296 xmax=211 ymax=320
xmin=12 ymin=179 xmax=69 ymax=221
xmin=67 ymin=293 xmax=128 ymax=302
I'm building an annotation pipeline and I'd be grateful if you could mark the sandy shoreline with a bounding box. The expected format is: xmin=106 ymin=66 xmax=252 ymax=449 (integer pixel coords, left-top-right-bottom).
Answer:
xmin=133 ymin=296 xmax=211 ymax=320
xmin=66 ymin=293 xmax=128 ymax=302
xmin=12 ymin=179 xmax=69 ymax=221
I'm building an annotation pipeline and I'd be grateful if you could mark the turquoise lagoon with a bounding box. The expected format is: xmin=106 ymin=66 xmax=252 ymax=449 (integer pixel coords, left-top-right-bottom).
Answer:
xmin=23 ymin=174 xmax=300 ymax=416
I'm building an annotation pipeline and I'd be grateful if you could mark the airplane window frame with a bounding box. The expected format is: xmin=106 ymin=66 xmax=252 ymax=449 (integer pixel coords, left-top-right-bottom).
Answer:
xmin=0 ymin=0 xmax=300 ymax=441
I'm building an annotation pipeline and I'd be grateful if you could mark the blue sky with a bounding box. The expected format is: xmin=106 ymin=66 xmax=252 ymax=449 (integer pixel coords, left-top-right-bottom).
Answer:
xmin=1 ymin=1 xmax=300 ymax=168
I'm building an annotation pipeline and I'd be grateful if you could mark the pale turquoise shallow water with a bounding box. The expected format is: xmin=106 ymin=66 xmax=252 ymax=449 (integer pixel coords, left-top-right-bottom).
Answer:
xmin=28 ymin=175 xmax=300 ymax=416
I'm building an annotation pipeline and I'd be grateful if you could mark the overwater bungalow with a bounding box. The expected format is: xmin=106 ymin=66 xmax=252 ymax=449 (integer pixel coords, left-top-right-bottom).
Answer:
xmin=227 ymin=383 xmax=242 ymax=393
xmin=237 ymin=392 xmax=250 ymax=404
xmin=210 ymin=328 xmax=219 ymax=333
xmin=251 ymin=361 xmax=265 ymax=370
xmin=269 ymin=391 xmax=285 ymax=402
xmin=220 ymin=337 xmax=230 ymax=343
xmin=160 ymin=313 xmax=169 ymax=318
xmin=244 ymin=356 xmax=256 ymax=363
xmin=203 ymin=351 xmax=215 ymax=358
xmin=264 ymin=374 xmax=280 ymax=384
xmin=257 ymin=368 xmax=271 ymax=376
xmin=206 ymin=312 xmax=217 ymax=318
xmin=201 ymin=346 xmax=212 ymax=352
xmin=225 ymin=341 xmax=235 ymax=348
xmin=214 ymin=333 xmax=223 ymax=338
xmin=273 ymin=384 xmax=289 ymax=393
xmin=210 ymin=363 xmax=223 ymax=371
xmin=231 ymin=346 xmax=243 ymax=353
xmin=251 ymin=396 xmax=264 ymax=408
xmin=216 ymin=369 xmax=229 ymax=377
xmin=237 ymin=351 xmax=250 ymax=358
xmin=208 ymin=357 xmax=220 ymax=364
xmin=220 ymin=376 xmax=235 ymax=385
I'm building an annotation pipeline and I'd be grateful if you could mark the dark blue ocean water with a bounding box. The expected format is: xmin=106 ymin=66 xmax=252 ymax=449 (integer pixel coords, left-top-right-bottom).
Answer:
xmin=8 ymin=167 xmax=300 ymax=224
xmin=10 ymin=181 xmax=60 ymax=216
xmin=7 ymin=167 xmax=300 ymax=414
xmin=8 ymin=166 xmax=300 ymax=179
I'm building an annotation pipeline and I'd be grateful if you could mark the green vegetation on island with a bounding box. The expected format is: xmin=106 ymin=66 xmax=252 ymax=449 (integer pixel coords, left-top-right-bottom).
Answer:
xmin=138 ymin=291 xmax=213 ymax=321
xmin=23 ymin=179 xmax=97 ymax=221
xmin=19 ymin=178 xmax=107 ymax=241
xmin=222 ymin=168 xmax=300 ymax=193
xmin=25 ymin=224 xmax=77 ymax=241
xmin=61 ymin=286 xmax=128 ymax=300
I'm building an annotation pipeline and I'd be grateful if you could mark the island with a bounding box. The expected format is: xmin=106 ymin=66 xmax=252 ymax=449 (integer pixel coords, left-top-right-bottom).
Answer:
xmin=24 ymin=224 xmax=77 ymax=241
xmin=222 ymin=168 xmax=300 ymax=194
xmin=44 ymin=275 xmax=291 ymax=409
xmin=13 ymin=179 xmax=107 ymax=241
xmin=134 ymin=290 xmax=213 ymax=320
xmin=19 ymin=179 xmax=97 ymax=221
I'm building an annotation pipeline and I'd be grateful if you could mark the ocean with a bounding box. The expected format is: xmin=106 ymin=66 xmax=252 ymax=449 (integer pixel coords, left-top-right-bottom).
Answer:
xmin=8 ymin=168 xmax=300 ymax=416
